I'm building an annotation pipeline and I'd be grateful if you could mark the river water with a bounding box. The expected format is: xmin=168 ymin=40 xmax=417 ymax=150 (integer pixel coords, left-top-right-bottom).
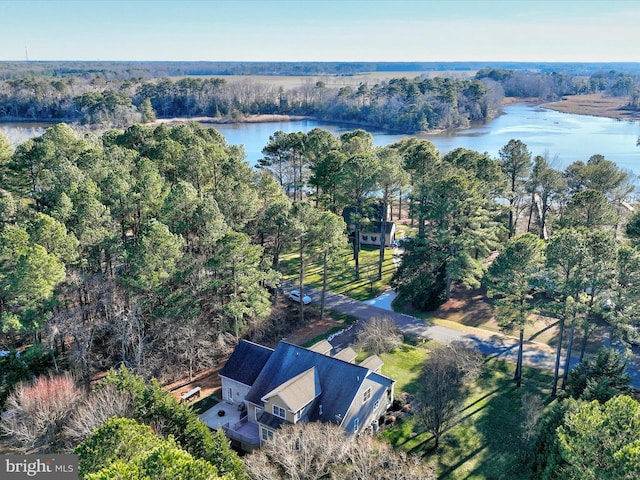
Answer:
xmin=2 ymin=104 xmax=639 ymax=176
xmin=214 ymin=104 xmax=640 ymax=177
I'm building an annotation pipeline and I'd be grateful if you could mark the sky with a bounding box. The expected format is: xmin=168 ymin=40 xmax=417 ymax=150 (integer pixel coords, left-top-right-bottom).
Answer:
xmin=0 ymin=0 xmax=639 ymax=63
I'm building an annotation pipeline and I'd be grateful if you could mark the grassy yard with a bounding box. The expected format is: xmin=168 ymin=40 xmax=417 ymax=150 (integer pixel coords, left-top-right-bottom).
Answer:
xmin=378 ymin=338 xmax=432 ymax=394
xmin=192 ymin=394 xmax=220 ymax=415
xmin=374 ymin=341 xmax=555 ymax=480
xmin=280 ymin=245 xmax=396 ymax=301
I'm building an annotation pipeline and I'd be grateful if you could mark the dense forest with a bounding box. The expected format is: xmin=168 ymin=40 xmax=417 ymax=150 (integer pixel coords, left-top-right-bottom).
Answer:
xmin=1 ymin=62 xmax=639 ymax=133
xmin=0 ymin=120 xmax=638 ymax=387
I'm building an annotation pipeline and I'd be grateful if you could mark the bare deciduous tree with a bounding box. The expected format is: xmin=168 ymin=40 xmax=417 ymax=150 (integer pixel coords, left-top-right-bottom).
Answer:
xmin=340 ymin=434 xmax=435 ymax=480
xmin=519 ymin=392 xmax=543 ymax=464
xmin=62 ymin=384 xmax=134 ymax=449
xmin=106 ymin=301 xmax=146 ymax=373
xmin=244 ymin=422 xmax=349 ymax=480
xmin=0 ymin=373 xmax=85 ymax=453
xmin=356 ymin=316 xmax=402 ymax=355
xmin=244 ymin=422 xmax=435 ymax=480
xmin=415 ymin=342 xmax=482 ymax=448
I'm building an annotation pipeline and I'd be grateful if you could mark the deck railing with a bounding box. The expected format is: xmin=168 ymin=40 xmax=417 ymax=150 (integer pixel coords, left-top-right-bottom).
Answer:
xmin=222 ymin=415 xmax=259 ymax=446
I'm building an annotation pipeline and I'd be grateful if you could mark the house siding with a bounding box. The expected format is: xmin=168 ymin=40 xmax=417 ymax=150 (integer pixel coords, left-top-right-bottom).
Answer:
xmin=340 ymin=379 xmax=394 ymax=436
xmin=247 ymin=402 xmax=263 ymax=424
xmin=359 ymin=224 xmax=396 ymax=247
xmin=263 ymin=394 xmax=295 ymax=423
xmin=220 ymin=376 xmax=251 ymax=404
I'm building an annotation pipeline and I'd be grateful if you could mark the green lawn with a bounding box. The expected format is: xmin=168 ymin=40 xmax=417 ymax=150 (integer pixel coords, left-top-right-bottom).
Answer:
xmin=191 ymin=394 xmax=219 ymax=415
xmin=374 ymin=341 xmax=555 ymax=480
xmin=379 ymin=340 xmax=432 ymax=394
xmin=280 ymin=245 xmax=397 ymax=301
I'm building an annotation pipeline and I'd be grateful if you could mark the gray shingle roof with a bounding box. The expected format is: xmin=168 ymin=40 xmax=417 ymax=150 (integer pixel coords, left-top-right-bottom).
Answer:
xmin=245 ymin=341 xmax=393 ymax=426
xmin=262 ymin=367 xmax=321 ymax=412
xmin=359 ymin=354 xmax=384 ymax=372
xmin=257 ymin=411 xmax=287 ymax=430
xmin=363 ymin=221 xmax=395 ymax=235
xmin=333 ymin=346 xmax=357 ymax=363
xmin=219 ymin=340 xmax=273 ymax=386
xmin=308 ymin=339 xmax=333 ymax=355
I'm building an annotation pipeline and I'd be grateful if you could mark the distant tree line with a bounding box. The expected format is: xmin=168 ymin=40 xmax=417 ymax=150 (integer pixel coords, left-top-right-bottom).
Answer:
xmin=476 ymin=67 xmax=640 ymax=105
xmin=3 ymin=60 xmax=640 ymax=81
xmin=1 ymin=65 xmax=639 ymax=131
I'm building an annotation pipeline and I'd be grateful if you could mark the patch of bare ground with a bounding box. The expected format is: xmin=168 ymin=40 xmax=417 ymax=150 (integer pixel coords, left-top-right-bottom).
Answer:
xmin=501 ymin=96 xmax=540 ymax=106
xmin=167 ymin=366 xmax=224 ymax=402
xmin=433 ymin=285 xmax=615 ymax=358
xmin=434 ymin=286 xmax=560 ymax=345
xmin=435 ymin=287 xmax=496 ymax=328
xmin=168 ymin=302 xmax=341 ymax=402
xmin=283 ymin=315 xmax=341 ymax=345
xmin=542 ymin=93 xmax=640 ymax=120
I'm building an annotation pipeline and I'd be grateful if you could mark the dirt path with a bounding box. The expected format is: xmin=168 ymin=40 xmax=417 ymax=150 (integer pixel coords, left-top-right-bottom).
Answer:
xmin=168 ymin=314 xmax=342 ymax=402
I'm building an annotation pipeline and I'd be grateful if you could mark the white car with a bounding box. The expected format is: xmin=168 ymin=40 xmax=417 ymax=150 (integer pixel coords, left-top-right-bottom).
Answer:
xmin=288 ymin=290 xmax=311 ymax=305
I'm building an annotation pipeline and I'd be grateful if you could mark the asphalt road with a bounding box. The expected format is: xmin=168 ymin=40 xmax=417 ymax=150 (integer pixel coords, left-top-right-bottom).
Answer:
xmin=301 ymin=287 xmax=640 ymax=389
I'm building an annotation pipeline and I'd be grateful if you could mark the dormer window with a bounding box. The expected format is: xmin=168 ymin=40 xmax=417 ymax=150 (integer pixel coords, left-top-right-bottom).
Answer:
xmin=363 ymin=388 xmax=371 ymax=403
xmin=273 ymin=404 xmax=286 ymax=419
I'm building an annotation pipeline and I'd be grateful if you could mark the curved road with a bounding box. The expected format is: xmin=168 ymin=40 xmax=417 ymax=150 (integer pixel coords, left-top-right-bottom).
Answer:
xmin=303 ymin=288 xmax=640 ymax=389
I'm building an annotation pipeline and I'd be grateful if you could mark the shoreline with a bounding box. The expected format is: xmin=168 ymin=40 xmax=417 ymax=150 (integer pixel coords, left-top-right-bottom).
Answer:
xmin=540 ymin=93 xmax=640 ymax=121
xmin=2 ymin=93 xmax=638 ymax=135
xmin=150 ymin=113 xmax=309 ymax=126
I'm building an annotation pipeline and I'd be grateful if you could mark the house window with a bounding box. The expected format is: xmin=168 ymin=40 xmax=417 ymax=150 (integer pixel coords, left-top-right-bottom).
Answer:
xmin=363 ymin=388 xmax=371 ymax=403
xmin=371 ymin=236 xmax=377 ymax=242
xmin=374 ymin=400 xmax=380 ymax=410
xmin=261 ymin=427 xmax=274 ymax=442
xmin=273 ymin=405 xmax=286 ymax=419
xmin=227 ymin=387 xmax=233 ymax=401
xmin=353 ymin=418 xmax=359 ymax=433
xmin=362 ymin=235 xmax=368 ymax=241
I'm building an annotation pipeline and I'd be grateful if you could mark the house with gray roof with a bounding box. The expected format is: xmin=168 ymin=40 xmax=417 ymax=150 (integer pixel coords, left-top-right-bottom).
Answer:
xmin=342 ymin=206 xmax=397 ymax=247
xmin=210 ymin=339 xmax=395 ymax=451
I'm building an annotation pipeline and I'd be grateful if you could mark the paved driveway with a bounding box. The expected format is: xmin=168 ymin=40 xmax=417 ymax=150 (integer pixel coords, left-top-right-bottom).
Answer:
xmin=303 ymin=287 xmax=640 ymax=389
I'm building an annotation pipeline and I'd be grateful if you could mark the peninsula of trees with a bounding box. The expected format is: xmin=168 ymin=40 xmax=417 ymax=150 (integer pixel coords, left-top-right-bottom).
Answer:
xmin=1 ymin=61 xmax=639 ymax=133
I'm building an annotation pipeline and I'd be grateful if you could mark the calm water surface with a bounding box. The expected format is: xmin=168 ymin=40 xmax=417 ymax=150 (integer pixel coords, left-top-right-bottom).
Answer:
xmin=214 ymin=104 xmax=640 ymax=177
xmin=2 ymin=104 xmax=639 ymax=176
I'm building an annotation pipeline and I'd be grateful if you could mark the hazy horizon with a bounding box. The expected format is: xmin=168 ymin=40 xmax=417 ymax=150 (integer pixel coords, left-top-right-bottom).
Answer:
xmin=1 ymin=0 xmax=638 ymax=63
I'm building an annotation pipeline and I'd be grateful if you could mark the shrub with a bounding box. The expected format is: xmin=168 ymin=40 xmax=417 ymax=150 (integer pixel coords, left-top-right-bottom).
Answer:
xmin=100 ymin=366 xmax=246 ymax=479
xmin=76 ymin=417 xmax=223 ymax=480
xmin=1 ymin=373 xmax=84 ymax=452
